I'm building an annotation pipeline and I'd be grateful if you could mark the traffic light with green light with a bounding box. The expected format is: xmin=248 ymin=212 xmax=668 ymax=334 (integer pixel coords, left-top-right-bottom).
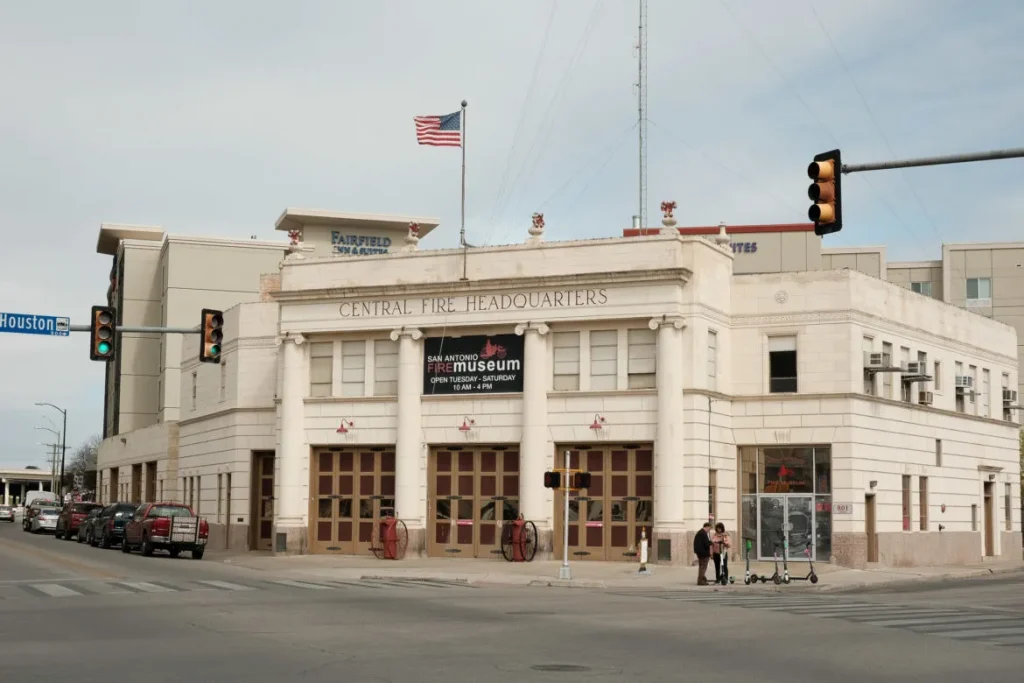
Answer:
xmin=89 ymin=306 xmax=116 ymax=361
xmin=807 ymin=149 xmax=843 ymax=237
xmin=199 ymin=308 xmax=224 ymax=363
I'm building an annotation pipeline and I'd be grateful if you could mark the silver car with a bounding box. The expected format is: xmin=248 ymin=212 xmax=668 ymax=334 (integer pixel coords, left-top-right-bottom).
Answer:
xmin=31 ymin=506 xmax=61 ymax=533
xmin=0 ymin=505 xmax=14 ymax=523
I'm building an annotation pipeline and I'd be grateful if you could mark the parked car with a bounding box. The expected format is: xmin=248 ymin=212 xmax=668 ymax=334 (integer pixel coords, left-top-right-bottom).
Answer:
xmin=0 ymin=505 xmax=14 ymax=523
xmin=30 ymin=506 xmax=61 ymax=533
xmin=90 ymin=502 xmax=137 ymax=548
xmin=76 ymin=507 xmax=104 ymax=544
xmin=122 ymin=502 xmax=208 ymax=559
xmin=55 ymin=501 xmax=103 ymax=540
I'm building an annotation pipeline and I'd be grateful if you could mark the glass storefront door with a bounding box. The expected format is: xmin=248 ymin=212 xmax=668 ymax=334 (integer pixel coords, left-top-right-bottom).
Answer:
xmin=757 ymin=495 xmax=815 ymax=560
xmin=786 ymin=495 xmax=813 ymax=560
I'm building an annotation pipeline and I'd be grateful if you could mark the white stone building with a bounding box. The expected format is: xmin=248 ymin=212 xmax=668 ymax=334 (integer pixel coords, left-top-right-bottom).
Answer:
xmin=99 ymin=209 xmax=1022 ymax=568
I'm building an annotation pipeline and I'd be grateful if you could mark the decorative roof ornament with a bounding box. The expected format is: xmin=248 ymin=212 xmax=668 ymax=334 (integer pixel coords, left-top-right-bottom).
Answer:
xmin=527 ymin=212 xmax=545 ymax=244
xmin=660 ymin=201 xmax=677 ymax=230
xmin=285 ymin=229 xmax=305 ymax=259
xmin=405 ymin=222 xmax=420 ymax=249
xmin=715 ymin=222 xmax=730 ymax=247
xmin=287 ymin=230 xmax=301 ymax=246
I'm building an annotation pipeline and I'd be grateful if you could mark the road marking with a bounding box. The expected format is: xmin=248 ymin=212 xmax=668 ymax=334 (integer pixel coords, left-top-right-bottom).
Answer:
xmin=118 ymin=582 xmax=177 ymax=593
xmin=857 ymin=613 xmax=989 ymax=626
xmin=270 ymin=579 xmax=335 ymax=590
xmin=31 ymin=583 xmax=83 ymax=598
xmin=940 ymin=625 xmax=1024 ymax=639
xmin=194 ymin=580 xmax=253 ymax=591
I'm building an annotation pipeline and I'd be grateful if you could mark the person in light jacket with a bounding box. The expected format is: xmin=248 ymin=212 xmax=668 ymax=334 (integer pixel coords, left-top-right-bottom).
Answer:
xmin=712 ymin=522 xmax=732 ymax=585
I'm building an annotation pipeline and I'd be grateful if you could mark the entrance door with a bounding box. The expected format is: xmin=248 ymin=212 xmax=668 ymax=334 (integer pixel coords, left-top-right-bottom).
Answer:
xmin=429 ymin=447 xmax=520 ymax=559
xmin=757 ymin=495 xmax=815 ymax=560
xmin=984 ymin=482 xmax=995 ymax=557
xmin=251 ymin=451 xmax=275 ymax=551
xmin=131 ymin=464 xmax=142 ymax=503
xmin=554 ymin=445 xmax=654 ymax=562
xmin=786 ymin=496 xmax=813 ymax=559
xmin=865 ymin=494 xmax=878 ymax=562
xmin=309 ymin=448 xmax=395 ymax=555
xmin=145 ymin=462 xmax=157 ymax=501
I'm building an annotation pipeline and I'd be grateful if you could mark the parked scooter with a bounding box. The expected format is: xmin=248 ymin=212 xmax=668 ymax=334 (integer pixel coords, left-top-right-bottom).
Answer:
xmin=780 ymin=536 xmax=791 ymax=584
xmin=788 ymin=542 xmax=819 ymax=584
xmin=757 ymin=543 xmax=784 ymax=584
xmin=744 ymin=538 xmax=754 ymax=585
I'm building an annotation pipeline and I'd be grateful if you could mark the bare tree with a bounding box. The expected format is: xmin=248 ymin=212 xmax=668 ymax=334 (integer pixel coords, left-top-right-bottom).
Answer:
xmin=62 ymin=434 xmax=101 ymax=492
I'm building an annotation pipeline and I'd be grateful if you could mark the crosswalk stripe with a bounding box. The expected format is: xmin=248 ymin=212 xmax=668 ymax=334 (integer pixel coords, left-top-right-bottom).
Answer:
xmin=31 ymin=583 xmax=83 ymax=598
xmin=941 ymin=625 xmax=1024 ymax=639
xmin=270 ymin=579 xmax=335 ymax=590
xmin=193 ymin=580 xmax=254 ymax=591
xmin=860 ymin=614 xmax=1013 ymax=627
xmin=119 ymin=582 xmax=176 ymax=593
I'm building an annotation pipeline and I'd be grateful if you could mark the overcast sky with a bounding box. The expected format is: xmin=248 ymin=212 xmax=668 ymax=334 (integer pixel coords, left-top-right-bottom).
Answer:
xmin=1 ymin=0 xmax=1022 ymax=468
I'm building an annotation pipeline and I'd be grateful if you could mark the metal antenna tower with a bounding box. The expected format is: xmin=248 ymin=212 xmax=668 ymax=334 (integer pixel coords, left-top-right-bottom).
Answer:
xmin=635 ymin=0 xmax=648 ymax=229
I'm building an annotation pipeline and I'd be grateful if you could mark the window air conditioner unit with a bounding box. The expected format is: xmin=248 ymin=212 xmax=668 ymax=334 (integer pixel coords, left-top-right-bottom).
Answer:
xmin=954 ymin=375 xmax=974 ymax=390
xmin=903 ymin=361 xmax=926 ymax=375
xmin=864 ymin=352 xmax=890 ymax=368
xmin=1004 ymin=389 xmax=1019 ymax=404
xmin=918 ymin=391 xmax=934 ymax=405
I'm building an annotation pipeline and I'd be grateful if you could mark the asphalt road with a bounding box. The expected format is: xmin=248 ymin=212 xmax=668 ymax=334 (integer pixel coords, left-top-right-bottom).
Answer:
xmin=2 ymin=521 xmax=1023 ymax=682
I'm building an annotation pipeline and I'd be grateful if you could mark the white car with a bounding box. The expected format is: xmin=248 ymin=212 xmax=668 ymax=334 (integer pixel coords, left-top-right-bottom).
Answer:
xmin=0 ymin=505 xmax=14 ymax=523
xmin=30 ymin=507 xmax=61 ymax=533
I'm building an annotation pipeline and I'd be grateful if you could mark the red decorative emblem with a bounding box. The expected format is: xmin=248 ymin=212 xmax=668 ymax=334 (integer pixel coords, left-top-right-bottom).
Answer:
xmin=479 ymin=338 xmax=507 ymax=360
xmin=287 ymin=230 xmax=301 ymax=245
xmin=408 ymin=222 xmax=420 ymax=236
xmin=660 ymin=201 xmax=677 ymax=219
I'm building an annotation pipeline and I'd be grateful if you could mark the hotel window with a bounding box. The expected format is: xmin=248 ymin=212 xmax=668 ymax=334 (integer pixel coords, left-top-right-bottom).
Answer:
xmin=862 ymin=336 xmax=875 ymax=395
xmin=627 ymin=329 xmax=656 ymax=389
xmin=768 ymin=336 xmax=797 ymax=393
xmin=933 ymin=360 xmax=942 ymax=392
xmin=1006 ymin=484 xmax=1013 ymax=531
xmin=981 ymin=369 xmax=990 ymax=417
xmin=219 ymin=361 xmax=227 ymax=402
xmin=966 ymin=277 xmax=991 ymax=306
xmin=373 ymin=339 xmax=399 ymax=396
xmin=589 ymin=330 xmax=617 ymax=391
xmin=882 ymin=342 xmax=893 ymax=398
xmin=552 ymin=332 xmax=580 ymax=391
xmin=190 ymin=372 xmax=197 ymax=411
xmin=341 ymin=341 xmax=366 ymax=397
xmin=919 ymin=476 xmax=928 ymax=531
xmin=707 ymin=331 xmax=718 ymax=391
xmin=900 ymin=347 xmax=911 ymax=402
xmin=309 ymin=342 xmax=333 ymax=397
xmin=901 ymin=475 xmax=911 ymax=531
xmin=910 ymin=281 xmax=932 ymax=297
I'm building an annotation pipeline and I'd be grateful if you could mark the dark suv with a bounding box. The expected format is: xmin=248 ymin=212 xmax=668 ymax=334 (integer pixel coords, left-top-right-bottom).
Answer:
xmin=55 ymin=502 xmax=103 ymax=540
xmin=91 ymin=502 xmax=138 ymax=548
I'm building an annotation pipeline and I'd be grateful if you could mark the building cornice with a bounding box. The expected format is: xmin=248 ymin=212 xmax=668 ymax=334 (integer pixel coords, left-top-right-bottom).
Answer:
xmin=176 ymin=405 xmax=276 ymax=427
xmin=272 ymin=267 xmax=692 ymax=304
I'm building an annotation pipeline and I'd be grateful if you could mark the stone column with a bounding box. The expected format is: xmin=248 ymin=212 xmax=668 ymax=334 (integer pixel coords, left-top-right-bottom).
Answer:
xmin=390 ymin=327 xmax=425 ymax=553
xmin=2 ymin=479 xmax=8 ymax=506
xmin=274 ymin=333 xmax=307 ymax=555
xmin=648 ymin=316 xmax=687 ymax=563
xmin=515 ymin=323 xmax=550 ymax=540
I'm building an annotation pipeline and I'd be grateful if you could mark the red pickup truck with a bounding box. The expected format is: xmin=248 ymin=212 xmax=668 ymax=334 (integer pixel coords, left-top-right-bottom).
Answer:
xmin=121 ymin=502 xmax=209 ymax=559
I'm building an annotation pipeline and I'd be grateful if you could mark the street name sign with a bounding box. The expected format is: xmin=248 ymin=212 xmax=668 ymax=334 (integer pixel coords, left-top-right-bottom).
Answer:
xmin=0 ymin=312 xmax=70 ymax=337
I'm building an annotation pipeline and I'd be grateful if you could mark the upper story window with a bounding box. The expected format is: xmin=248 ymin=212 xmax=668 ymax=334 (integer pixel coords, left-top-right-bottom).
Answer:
xmin=589 ymin=330 xmax=617 ymax=391
xmin=309 ymin=342 xmax=333 ymax=397
xmin=1003 ymin=372 xmax=1014 ymax=421
xmin=219 ymin=361 xmax=227 ymax=402
xmin=881 ymin=341 xmax=893 ymax=399
xmin=627 ymin=329 xmax=656 ymax=389
xmin=862 ymin=336 xmax=875 ymax=395
xmin=910 ymin=281 xmax=932 ymax=297
xmin=768 ymin=336 xmax=797 ymax=393
xmin=707 ymin=330 xmax=718 ymax=391
xmin=966 ymin=277 xmax=991 ymax=307
xmin=341 ymin=341 xmax=366 ymax=397
xmin=552 ymin=332 xmax=580 ymax=391
xmin=954 ymin=361 xmax=965 ymax=413
xmin=373 ymin=339 xmax=398 ymax=396
xmin=190 ymin=372 xmax=197 ymax=411
xmin=981 ymin=368 xmax=990 ymax=418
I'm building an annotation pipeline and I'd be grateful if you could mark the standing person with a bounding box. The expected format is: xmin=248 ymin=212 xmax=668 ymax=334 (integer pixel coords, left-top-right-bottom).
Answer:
xmin=693 ymin=521 xmax=713 ymax=585
xmin=712 ymin=522 xmax=732 ymax=585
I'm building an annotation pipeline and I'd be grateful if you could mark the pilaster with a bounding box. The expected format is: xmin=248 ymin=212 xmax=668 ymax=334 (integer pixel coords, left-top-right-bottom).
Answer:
xmin=390 ymin=326 xmax=425 ymax=554
xmin=274 ymin=332 xmax=307 ymax=555
xmin=515 ymin=322 xmax=551 ymax=547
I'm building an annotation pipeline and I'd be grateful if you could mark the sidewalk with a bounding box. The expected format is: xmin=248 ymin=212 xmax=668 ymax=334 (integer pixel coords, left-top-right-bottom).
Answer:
xmin=218 ymin=551 xmax=1024 ymax=593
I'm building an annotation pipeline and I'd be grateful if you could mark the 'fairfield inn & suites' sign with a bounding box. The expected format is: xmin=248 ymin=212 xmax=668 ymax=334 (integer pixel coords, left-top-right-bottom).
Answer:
xmin=730 ymin=242 xmax=757 ymax=254
xmin=339 ymin=288 xmax=609 ymax=318
xmin=331 ymin=232 xmax=392 ymax=256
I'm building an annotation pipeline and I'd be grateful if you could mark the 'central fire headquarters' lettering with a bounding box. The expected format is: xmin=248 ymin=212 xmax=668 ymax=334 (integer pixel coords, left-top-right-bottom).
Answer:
xmin=338 ymin=288 xmax=608 ymax=318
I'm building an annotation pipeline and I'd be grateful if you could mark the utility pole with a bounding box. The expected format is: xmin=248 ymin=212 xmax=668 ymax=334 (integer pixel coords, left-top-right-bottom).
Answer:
xmin=635 ymin=0 xmax=648 ymax=230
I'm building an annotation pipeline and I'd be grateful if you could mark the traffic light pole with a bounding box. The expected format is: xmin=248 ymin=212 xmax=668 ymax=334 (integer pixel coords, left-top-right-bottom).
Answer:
xmin=842 ymin=146 xmax=1024 ymax=174
xmin=559 ymin=449 xmax=571 ymax=581
xmin=69 ymin=325 xmax=200 ymax=334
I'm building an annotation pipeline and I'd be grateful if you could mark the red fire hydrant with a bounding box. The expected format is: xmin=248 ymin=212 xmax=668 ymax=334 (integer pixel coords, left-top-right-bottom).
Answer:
xmin=510 ymin=518 xmax=527 ymax=562
xmin=380 ymin=517 xmax=399 ymax=560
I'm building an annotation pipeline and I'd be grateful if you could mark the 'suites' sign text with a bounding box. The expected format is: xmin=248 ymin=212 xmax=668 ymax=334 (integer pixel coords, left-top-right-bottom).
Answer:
xmin=340 ymin=288 xmax=608 ymax=318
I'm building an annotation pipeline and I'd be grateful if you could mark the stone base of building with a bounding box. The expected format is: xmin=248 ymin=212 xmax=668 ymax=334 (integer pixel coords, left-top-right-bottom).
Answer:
xmin=1002 ymin=531 xmax=1023 ymax=560
xmin=272 ymin=525 xmax=307 ymax=556
xmin=652 ymin=528 xmax=690 ymax=567
xmin=407 ymin=526 xmax=426 ymax=558
xmin=833 ymin=531 xmax=1024 ymax=569
xmin=207 ymin=523 xmax=249 ymax=552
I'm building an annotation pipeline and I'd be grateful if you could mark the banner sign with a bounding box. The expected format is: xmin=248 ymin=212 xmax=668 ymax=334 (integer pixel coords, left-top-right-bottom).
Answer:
xmin=423 ymin=334 xmax=524 ymax=395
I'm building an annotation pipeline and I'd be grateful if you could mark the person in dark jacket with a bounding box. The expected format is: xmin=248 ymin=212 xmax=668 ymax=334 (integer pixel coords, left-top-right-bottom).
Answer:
xmin=693 ymin=522 xmax=713 ymax=585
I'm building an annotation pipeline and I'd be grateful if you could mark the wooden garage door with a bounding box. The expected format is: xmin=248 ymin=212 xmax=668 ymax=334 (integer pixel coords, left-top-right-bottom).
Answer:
xmin=309 ymin=448 xmax=395 ymax=554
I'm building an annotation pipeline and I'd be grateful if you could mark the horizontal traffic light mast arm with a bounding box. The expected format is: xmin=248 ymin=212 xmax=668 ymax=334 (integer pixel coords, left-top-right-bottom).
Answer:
xmin=843 ymin=146 xmax=1024 ymax=174
xmin=69 ymin=325 xmax=200 ymax=334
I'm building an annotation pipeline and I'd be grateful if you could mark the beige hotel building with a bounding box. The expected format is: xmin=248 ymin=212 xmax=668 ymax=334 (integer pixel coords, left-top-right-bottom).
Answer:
xmin=95 ymin=209 xmax=1022 ymax=569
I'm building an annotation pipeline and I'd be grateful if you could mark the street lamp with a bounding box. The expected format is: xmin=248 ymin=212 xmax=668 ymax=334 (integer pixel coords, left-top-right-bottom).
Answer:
xmin=35 ymin=402 xmax=67 ymax=500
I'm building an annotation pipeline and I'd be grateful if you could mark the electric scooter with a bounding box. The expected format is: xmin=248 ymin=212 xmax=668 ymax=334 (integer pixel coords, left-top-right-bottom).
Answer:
xmin=788 ymin=542 xmax=819 ymax=584
xmin=780 ymin=535 xmax=791 ymax=584
xmin=758 ymin=543 xmax=783 ymax=584
xmin=744 ymin=539 xmax=755 ymax=585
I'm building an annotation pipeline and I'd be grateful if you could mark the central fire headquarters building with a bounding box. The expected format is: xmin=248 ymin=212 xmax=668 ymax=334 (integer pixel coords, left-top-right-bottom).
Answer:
xmin=96 ymin=208 xmax=1021 ymax=569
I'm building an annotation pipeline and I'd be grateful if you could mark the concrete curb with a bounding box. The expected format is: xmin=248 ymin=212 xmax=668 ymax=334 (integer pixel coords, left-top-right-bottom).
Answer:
xmin=795 ymin=565 xmax=1024 ymax=594
xmin=527 ymin=579 xmax=608 ymax=589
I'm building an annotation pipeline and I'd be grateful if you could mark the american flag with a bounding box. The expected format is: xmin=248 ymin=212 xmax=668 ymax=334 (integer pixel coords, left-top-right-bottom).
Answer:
xmin=414 ymin=110 xmax=462 ymax=147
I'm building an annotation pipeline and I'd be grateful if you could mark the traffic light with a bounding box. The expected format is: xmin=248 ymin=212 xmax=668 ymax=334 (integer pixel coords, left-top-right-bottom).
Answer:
xmin=89 ymin=306 xmax=116 ymax=361
xmin=807 ymin=149 xmax=843 ymax=237
xmin=572 ymin=472 xmax=592 ymax=489
xmin=543 ymin=471 xmax=561 ymax=489
xmin=199 ymin=308 xmax=224 ymax=363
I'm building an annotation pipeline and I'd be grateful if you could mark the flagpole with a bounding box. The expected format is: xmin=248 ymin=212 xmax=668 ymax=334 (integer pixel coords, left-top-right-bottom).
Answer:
xmin=460 ymin=99 xmax=468 ymax=281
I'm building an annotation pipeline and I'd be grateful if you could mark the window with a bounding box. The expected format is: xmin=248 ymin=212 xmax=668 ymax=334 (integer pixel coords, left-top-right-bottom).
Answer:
xmin=1003 ymin=373 xmax=1013 ymax=421
xmin=708 ymin=469 xmax=717 ymax=520
xmin=981 ymin=369 xmax=990 ymax=417
xmin=217 ymin=473 xmax=223 ymax=522
xmin=971 ymin=504 xmax=978 ymax=532
xmin=902 ymin=475 xmax=911 ymax=531
xmin=768 ymin=336 xmax=797 ymax=393
xmin=707 ymin=331 xmax=718 ymax=391
xmin=552 ymin=332 xmax=580 ymax=391
xmin=935 ymin=439 xmax=942 ymax=467
xmin=900 ymin=347 xmax=911 ymax=402
xmin=373 ymin=339 xmax=399 ymax=396
xmin=1006 ymin=484 xmax=1013 ymax=531
xmin=219 ymin=361 xmax=227 ymax=402
xmin=969 ymin=365 xmax=978 ymax=412
xmin=309 ymin=342 xmax=333 ymax=397
xmin=966 ymin=277 xmax=991 ymax=305
xmin=911 ymin=281 xmax=932 ymax=297
xmin=955 ymin=361 xmax=965 ymax=413
xmin=341 ymin=341 xmax=366 ymax=397
xmin=919 ymin=476 xmax=928 ymax=530
xmin=627 ymin=329 xmax=656 ymax=389
xmin=862 ymin=336 xmax=875 ymax=395
xmin=195 ymin=476 xmax=201 ymax=514
xmin=882 ymin=342 xmax=893 ymax=398
xmin=589 ymin=330 xmax=617 ymax=391
xmin=933 ymin=361 xmax=942 ymax=392
xmin=190 ymin=372 xmax=197 ymax=411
